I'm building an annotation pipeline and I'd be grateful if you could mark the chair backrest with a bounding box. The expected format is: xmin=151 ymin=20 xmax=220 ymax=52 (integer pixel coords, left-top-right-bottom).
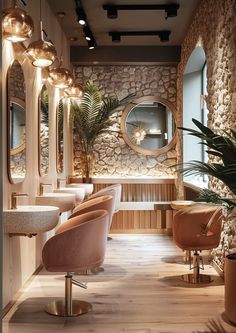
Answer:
xmin=69 ymin=195 xmax=115 ymax=230
xmin=89 ymin=184 xmax=122 ymax=212
xmin=173 ymin=204 xmax=223 ymax=251
xmin=42 ymin=210 xmax=109 ymax=272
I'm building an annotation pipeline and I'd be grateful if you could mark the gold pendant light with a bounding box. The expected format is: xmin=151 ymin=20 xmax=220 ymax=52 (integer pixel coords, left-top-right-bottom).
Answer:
xmin=48 ymin=61 xmax=73 ymax=89
xmin=48 ymin=13 xmax=73 ymax=89
xmin=26 ymin=0 xmax=57 ymax=68
xmin=2 ymin=1 xmax=34 ymax=42
xmin=64 ymin=82 xmax=83 ymax=100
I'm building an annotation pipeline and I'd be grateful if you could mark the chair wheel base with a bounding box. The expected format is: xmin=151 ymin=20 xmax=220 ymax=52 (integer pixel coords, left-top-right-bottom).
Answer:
xmin=45 ymin=300 xmax=92 ymax=317
xmin=75 ymin=266 xmax=104 ymax=275
xmin=181 ymin=273 xmax=213 ymax=284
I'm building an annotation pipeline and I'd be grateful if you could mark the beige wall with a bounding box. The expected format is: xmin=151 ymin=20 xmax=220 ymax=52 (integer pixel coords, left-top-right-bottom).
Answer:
xmin=2 ymin=0 xmax=71 ymax=307
xmin=177 ymin=0 xmax=236 ymax=269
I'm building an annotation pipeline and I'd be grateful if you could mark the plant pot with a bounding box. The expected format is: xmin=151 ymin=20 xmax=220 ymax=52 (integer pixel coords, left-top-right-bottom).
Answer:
xmin=225 ymin=253 xmax=236 ymax=325
xmin=80 ymin=151 xmax=94 ymax=181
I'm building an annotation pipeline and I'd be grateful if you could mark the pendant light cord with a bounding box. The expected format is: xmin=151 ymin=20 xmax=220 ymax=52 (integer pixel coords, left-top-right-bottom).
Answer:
xmin=40 ymin=0 xmax=43 ymax=40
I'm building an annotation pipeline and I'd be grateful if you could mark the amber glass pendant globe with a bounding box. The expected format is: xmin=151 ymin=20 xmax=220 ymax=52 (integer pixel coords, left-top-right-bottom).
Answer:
xmin=48 ymin=67 xmax=73 ymax=89
xmin=27 ymin=38 xmax=57 ymax=68
xmin=64 ymin=83 xmax=83 ymax=99
xmin=2 ymin=5 xmax=34 ymax=42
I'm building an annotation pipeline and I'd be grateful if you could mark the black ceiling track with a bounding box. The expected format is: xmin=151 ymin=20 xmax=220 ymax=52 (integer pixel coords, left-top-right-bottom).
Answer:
xmin=74 ymin=0 xmax=96 ymax=49
xmin=109 ymin=31 xmax=171 ymax=43
xmin=103 ymin=3 xmax=180 ymax=19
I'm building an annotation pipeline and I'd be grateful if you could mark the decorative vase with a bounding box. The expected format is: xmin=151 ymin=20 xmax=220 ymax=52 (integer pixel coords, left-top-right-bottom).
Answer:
xmin=225 ymin=253 xmax=236 ymax=325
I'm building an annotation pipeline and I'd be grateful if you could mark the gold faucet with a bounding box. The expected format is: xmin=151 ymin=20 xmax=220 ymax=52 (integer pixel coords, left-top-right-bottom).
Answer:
xmin=57 ymin=178 xmax=66 ymax=189
xmin=39 ymin=183 xmax=52 ymax=195
xmin=11 ymin=192 xmax=29 ymax=209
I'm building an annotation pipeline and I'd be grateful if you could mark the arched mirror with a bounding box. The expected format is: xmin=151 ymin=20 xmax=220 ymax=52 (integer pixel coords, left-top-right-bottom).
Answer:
xmin=7 ymin=60 xmax=26 ymax=184
xmin=56 ymin=98 xmax=64 ymax=174
xmin=121 ymin=96 xmax=177 ymax=156
xmin=38 ymin=85 xmax=49 ymax=176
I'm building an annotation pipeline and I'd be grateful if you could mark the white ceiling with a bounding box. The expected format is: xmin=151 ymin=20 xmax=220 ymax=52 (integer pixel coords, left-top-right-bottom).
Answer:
xmin=48 ymin=0 xmax=201 ymax=46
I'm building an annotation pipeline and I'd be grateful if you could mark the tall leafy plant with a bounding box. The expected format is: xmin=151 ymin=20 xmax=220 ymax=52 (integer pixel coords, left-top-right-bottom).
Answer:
xmin=71 ymin=80 xmax=133 ymax=180
xmin=179 ymin=118 xmax=236 ymax=208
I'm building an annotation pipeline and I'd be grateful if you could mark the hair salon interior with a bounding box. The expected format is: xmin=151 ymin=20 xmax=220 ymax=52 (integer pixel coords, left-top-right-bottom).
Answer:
xmin=1 ymin=0 xmax=236 ymax=332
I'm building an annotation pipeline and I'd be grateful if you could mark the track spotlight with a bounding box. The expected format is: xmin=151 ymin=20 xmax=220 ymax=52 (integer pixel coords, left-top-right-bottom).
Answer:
xmin=111 ymin=32 xmax=121 ymax=43
xmin=159 ymin=30 xmax=170 ymax=42
xmin=88 ymin=39 xmax=96 ymax=49
xmin=107 ymin=6 xmax=117 ymax=19
xmin=83 ymin=25 xmax=92 ymax=41
xmin=76 ymin=7 xmax=86 ymax=25
xmin=165 ymin=4 xmax=179 ymax=18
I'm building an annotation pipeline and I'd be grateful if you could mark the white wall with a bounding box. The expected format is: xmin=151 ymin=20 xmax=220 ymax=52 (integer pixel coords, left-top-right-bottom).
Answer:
xmin=2 ymin=0 xmax=71 ymax=308
xmin=183 ymin=70 xmax=202 ymax=182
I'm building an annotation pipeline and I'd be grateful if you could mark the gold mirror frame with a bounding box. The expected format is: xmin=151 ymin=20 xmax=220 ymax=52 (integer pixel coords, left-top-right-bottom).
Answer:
xmin=7 ymin=60 xmax=27 ymax=184
xmin=38 ymin=84 xmax=49 ymax=177
xmin=56 ymin=98 xmax=64 ymax=174
xmin=121 ymin=96 xmax=177 ymax=156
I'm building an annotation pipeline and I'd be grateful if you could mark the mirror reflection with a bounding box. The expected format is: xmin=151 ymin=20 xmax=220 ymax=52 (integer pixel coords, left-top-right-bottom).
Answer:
xmin=39 ymin=85 xmax=49 ymax=176
xmin=57 ymin=99 xmax=64 ymax=174
xmin=7 ymin=60 xmax=26 ymax=183
xmin=122 ymin=96 xmax=176 ymax=156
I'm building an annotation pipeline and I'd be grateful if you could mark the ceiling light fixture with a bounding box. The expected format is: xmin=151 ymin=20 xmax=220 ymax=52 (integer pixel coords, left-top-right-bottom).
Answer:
xmin=103 ymin=4 xmax=180 ymax=19
xmin=75 ymin=0 xmax=87 ymax=25
xmin=88 ymin=39 xmax=96 ymax=49
xmin=26 ymin=0 xmax=57 ymax=67
xmin=48 ymin=13 xmax=73 ymax=88
xmin=2 ymin=0 xmax=34 ymax=42
xmin=109 ymin=30 xmax=171 ymax=43
xmin=64 ymin=82 xmax=83 ymax=100
xmin=83 ymin=25 xmax=93 ymax=41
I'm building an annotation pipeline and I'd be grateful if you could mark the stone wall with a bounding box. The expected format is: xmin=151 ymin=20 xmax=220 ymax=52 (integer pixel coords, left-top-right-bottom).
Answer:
xmin=177 ymin=0 xmax=236 ymax=269
xmin=73 ymin=65 xmax=177 ymax=177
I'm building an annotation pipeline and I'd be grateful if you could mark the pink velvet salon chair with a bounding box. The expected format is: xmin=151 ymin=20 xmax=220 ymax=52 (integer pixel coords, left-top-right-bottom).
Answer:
xmin=173 ymin=204 xmax=222 ymax=284
xmin=42 ymin=210 xmax=109 ymax=317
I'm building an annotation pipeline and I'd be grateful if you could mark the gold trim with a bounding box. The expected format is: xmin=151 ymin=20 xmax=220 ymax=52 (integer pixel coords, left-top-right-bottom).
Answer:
xmin=121 ymin=96 xmax=177 ymax=156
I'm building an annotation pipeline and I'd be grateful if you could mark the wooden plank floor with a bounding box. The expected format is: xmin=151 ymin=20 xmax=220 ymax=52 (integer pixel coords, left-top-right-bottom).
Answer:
xmin=3 ymin=234 xmax=236 ymax=333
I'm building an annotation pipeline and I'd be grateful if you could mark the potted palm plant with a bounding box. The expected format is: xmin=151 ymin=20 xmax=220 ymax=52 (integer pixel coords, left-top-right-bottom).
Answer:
xmin=71 ymin=80 xmax=133 ymax=182
xmin=179 ymin=118 xmax=236 ymax=325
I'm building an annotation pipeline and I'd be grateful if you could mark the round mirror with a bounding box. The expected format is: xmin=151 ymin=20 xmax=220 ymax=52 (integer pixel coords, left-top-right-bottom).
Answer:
xmin=38 ymin=85 xmax=49 ymax=176
xmin=56 ymin=98 xmax=64 ymax=174
xmin=7 ymin=60 xmax=26 ymax=184
xmin=121 ymin=96 xmax=177 ymax=156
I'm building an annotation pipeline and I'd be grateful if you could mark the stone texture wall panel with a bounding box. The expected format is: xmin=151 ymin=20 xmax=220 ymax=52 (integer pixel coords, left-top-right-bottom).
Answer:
xmin=73 ymin=65 xmax=177 ymax=177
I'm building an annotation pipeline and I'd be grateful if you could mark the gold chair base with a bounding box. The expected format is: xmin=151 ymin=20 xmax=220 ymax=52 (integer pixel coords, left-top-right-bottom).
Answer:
xmin=75 ymin=266 xmax=105 ymax=275
xmin=181 ymin=273 xmax=213 ymax=284
xmin=45 ymin=300 xmax=92 ymax=317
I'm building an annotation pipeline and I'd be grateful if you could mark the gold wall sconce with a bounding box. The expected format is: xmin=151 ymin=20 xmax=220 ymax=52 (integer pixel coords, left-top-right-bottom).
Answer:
xmin=2 ymin=1 xmax=34 ymax=42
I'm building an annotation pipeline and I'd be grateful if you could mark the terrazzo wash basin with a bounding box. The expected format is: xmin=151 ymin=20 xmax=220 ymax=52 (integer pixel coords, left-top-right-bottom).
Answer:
xmin=54 ymin=187 xmax=85 ymax=203
xmin=3 ymin=205 xmax=60 ymax=235
xmin=67 ymin=183 xmax=94 ymax=196
xmin=35 ymin=193 xmax=76 ymax=213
